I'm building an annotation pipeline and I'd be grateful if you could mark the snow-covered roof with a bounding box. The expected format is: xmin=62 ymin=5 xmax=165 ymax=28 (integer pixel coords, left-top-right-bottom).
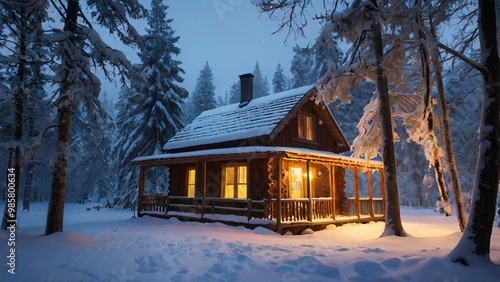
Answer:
xmin=133 ymin=146 xmax=383 ymax=169
xmin=164 ymin=85 xmax=314 ymax=151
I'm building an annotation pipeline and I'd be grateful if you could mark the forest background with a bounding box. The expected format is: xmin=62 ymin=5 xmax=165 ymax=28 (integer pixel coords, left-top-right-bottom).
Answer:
xmin=0 ymin=0 xmax=497 ymax=229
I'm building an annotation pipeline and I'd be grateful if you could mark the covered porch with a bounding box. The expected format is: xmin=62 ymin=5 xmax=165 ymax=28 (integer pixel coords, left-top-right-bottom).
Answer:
xmin=132 ymin=147 xmax=385 ymax=234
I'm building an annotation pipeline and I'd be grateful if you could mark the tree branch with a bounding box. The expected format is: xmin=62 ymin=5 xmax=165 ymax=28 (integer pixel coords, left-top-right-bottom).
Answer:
xmin=437 ymin=42 xmax=486 ymax=74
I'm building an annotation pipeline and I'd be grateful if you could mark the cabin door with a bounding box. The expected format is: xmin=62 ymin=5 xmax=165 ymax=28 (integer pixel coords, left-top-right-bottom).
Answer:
xmin=290 ymin=167 xmax=305 ymax=198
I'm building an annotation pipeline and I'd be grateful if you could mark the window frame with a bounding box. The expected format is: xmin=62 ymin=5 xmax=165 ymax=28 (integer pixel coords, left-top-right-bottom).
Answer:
xmin=222 ymin=163 xmax=248 ymax=199
xmin=297 ymin=112 xmax=316 ymax=141
xmin=186 ymin=167 xmax=196 ymax=197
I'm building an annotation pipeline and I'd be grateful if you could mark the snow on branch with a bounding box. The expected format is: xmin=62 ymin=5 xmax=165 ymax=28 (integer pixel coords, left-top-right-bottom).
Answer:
xmin=351 ymin=91 xmax=445 ymax=164
xmin=81 ymin=26 xmax=133 ymax=72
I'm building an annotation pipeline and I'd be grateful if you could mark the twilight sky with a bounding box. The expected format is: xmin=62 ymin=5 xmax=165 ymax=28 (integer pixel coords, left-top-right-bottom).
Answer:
xmin=101 ymin=0 xmax=324 ymax=101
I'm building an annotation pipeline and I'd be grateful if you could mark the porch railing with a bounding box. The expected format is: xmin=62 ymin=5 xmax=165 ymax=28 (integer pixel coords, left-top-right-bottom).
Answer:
xmin=139 ymin=195 xmax=269 ymax=221
xmin=140 ymin=195 xmax=383 ymax=223
xmin=347 ymin=197 xmax=384 ymax=217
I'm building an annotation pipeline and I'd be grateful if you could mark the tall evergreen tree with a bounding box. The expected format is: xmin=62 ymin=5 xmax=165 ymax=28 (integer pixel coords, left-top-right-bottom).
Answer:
xmin=114 ymin=0 xmax=188 ymax=208
xmin=290 ymin=45 xmax=315 ymax=88
xmin=0 ymin=0 xmax=49 ymax=227
xmin=252 ymin=61 xmax=270 ymax=98
xmin=290 ymin=44 xmax=343 ymax=88
xmin=228 ymin=81 xmax=241 ymax=104
xmin=45 ymin=0 xmax=146 ymax=235
xmin=272 ymin=63 xmax=287 ymax=93
xmin=189 ymin=62 xmax=216 ymax=120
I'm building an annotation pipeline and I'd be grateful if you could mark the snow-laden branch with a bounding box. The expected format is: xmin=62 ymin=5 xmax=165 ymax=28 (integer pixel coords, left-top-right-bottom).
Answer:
xmin=351 ymin=91 xmax=447 ymax=164
xmin=81 ymin=26 xmax=133 ymax=72
xmin=436 ymin=42 xmax=486 ymax=74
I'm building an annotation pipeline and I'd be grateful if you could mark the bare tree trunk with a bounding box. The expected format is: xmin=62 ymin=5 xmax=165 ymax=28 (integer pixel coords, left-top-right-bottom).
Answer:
xmin=22 ymin=92 xmax=36 ymax=212
xmin=45 ymin=0 xmax=78 ymax=235
xmin=425 ymin=0 xmax=467 ymax=231
xmin=370 ymin=2 xmax=407 ymax=236
xmin=418 ymin=27 xmax=451 ymax=217
xmin=430 ymin=48 xmax=467 ymax=228
xmin=449 ymin=0 xmax=499 ymax=264
xmin=45 ymin=81 xmax=72 ymax=235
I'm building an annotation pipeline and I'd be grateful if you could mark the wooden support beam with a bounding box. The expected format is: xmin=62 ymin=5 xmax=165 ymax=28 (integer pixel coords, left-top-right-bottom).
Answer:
xmin=276 ymin=158 xmax=282 ymax=234
xmin=330 ymin=165 xmax=336 ymax=220
xmin=306 ymin=161 xmax=312 ymax=222
xmin=367 ymin=170 xmax=374 ymax=219
xmin=353 ymin=167 xmax=360 ymax=219
xmin=201 ymin=161 xmax=207 ymax=216
xmin=138 ymin=166 xmax=148 ymax=217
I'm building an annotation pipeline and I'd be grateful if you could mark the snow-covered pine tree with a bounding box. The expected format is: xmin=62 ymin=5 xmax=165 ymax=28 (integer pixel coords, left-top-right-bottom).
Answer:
xmin=21 ymin=15 xmax=51 ymax=212
xmin=252 ymin=61 xmax=270 ymax=98
xmin=188 ymin=62 xmax=217 ymax=120
xmin=272 ymin=63 xmax=287 ymax=93
xmin=216 ymin=93 xmax=227 ymax=107
xmin=290 ymin=45 xmax=315 ymax=88
xmin=45 ymin=0 xmax=146 ymax=235
xmin=228 ymin=81 xmax=241 ymax=104
xmin=289 ymin=44 xmax=343 ymax=89
xmin=114 ymin=0 xmax=188 ymax=209
xmin=0 ymin=0 xmax=50 ymax=227
xmin=65 ymin=107 xmax=114 ymax=204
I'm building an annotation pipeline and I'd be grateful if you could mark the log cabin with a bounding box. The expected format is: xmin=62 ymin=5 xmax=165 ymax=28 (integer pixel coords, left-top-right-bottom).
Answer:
xmin=132 ymin=73 xmax=385 ymax=234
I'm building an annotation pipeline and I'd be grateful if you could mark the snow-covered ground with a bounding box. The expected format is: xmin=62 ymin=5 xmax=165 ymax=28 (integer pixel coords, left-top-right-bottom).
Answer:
xmin=0 ymin=203 xmax=499 ymax=281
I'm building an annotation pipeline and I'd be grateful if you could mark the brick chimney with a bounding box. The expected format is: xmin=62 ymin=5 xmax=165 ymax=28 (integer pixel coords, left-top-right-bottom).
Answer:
xmin=239 ymin=73 xmax=254 ymax=108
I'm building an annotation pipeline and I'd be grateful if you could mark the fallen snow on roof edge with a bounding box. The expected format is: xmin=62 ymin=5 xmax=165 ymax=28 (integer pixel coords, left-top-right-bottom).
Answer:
xmin=133 ymin=146 xmax=382 ymax=167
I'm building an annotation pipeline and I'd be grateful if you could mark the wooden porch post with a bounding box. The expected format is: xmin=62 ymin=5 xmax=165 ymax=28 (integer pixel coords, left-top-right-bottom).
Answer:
xmin=367 ymin=169 xmax=375 ymax=219
xmin=201 ymin=160 xmax=207 ymax=216
xmin=353 ymin=167 xmax=360 ymax=219
xmin=138 ymin=165 xmax=148 ymax=217
xmin=330 ymin=165 xmax=336 ymax=220
xmin=306 ymin=161 xmax=312 ymax=222
xmin=276 ymin=158 xmax=282 ymax=234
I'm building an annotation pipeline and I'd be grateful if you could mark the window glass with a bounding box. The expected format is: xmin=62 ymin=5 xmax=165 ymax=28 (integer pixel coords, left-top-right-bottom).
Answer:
xmin=223 ymin=165 xmax=247 ymax=199
xmin=224 ymin=167 xmax=235 ymax=198
xmin=298 ymin=113 xmax=315 ymax=141
xmin=187 ymin=168 xmax=196 ymax=197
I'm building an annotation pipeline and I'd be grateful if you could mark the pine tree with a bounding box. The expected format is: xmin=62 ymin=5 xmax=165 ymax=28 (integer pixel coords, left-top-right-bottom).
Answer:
xmin=114 ymin=0 xmax=188 ymax=208
xmin=216 ymin=93 xmax=227 ymax=107
xmin=228 ymin=81 xmax=241 ymax=104
xmin=45 ymin=0 xmax=146 ymax=235
xmin=290 ymin=45 xmax=315 ymax=88
xmin=290 ymin=44 xmax=343 ymax=88
xmin=189 ymin=62 xmax=216 ymax=120
xmin=272 ymin=63 xmax=287 ymax=93
xmin=252 ymin=61 xmax=270 ymax=98
xmin=0 ymin=0 xmax=50 ymax=227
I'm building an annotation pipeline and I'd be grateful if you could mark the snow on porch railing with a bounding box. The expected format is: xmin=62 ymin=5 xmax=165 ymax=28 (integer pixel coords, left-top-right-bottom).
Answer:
xmin=347 ymin=197 xmax=384 ymax=218
xmin=139 ymin=195 xmax=270 ymax=221
xmin=140 ymin=195 xmax=383 ymax=224
xmin=141 ymin=195 xmax=168 ymax=214
xmin=267 ymin=198 xmax=334 ymax=222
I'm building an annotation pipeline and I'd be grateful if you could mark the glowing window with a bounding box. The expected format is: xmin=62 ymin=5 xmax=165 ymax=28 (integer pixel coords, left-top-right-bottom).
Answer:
xmin=187 ymin=168 xmax=196 ymax=197
xmin=298 ymin=113 xmax=315 ymax=141
xmin=223 ymin=165 xmax=248 ymax=199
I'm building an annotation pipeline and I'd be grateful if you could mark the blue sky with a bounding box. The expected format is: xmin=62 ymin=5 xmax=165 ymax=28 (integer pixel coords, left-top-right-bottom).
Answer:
xmin=101 ymin=0 xmax=322 ymax=101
